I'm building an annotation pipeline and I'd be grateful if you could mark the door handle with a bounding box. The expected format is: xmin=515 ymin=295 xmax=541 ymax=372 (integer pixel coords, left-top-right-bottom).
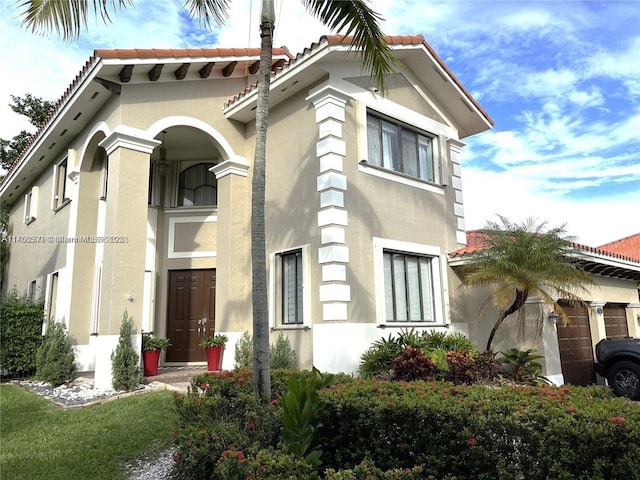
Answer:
xmin=202 ymin=317 xmax=207 ymax=325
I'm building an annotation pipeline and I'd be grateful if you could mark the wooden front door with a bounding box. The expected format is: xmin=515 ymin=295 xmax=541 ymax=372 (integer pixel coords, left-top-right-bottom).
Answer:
xmin=556 ymin=300 xmax=595 ymax=386
xmin=166 ymin=269 xmax=216 ymax=362
xmin=604 ymin=304 xmax=629 ymax=340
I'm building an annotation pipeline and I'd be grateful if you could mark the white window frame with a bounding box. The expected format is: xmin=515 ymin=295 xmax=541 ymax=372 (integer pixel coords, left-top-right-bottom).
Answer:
xmin=43 ymin=271 xmax=60 ymax=326
xmin=52 ymin=157 xmax=71 ymax=211
xmin=366 ymin=112 xmax=441 ymax=184
xmin=269 ymin=244 xmax=311 ymax=330
xmin=24 ymin=186 xmax=39 ymax=224
xmin=372 ymin=237 xmax=446 ymax=327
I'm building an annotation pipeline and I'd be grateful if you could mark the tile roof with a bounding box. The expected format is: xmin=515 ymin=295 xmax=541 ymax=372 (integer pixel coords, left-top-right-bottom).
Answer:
xmin=450 ymin=231 xmax=640 ymax=265
xmin=1 ymin=46 xmax=291 ymax=186
xmin=597 ymin=233 xmax=640 ymax=262
xmin=94 ymin=47 xmax=291 ymax=59
xmin=224 ymin=34 xmax=494 ymax=128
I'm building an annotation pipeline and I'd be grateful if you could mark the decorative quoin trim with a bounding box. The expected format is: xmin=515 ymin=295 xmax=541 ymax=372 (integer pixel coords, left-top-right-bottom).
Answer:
xmin=309 ymin=86 xmax=351 ymax=322
xmin=448 ymin=138 xmax=467 ymax=245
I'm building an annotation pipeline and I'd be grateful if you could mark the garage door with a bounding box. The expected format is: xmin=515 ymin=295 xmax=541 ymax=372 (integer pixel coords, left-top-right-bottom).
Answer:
xmin=604 ymin=304 xmax=629 ymax=340
xmin=556 ymin=300 xmax=595 ymax=386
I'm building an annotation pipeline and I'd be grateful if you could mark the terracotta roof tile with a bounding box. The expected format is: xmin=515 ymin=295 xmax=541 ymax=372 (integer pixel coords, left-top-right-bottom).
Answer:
xmin=449 ymin=230 xmax=640 ymax=265
xmin=95 ymin=47 xmax=291 ymax=59
xmin=597 ymin=233 xmax=640 ymax=262
xmin=224 ymin=35 xmax=494 ymax=128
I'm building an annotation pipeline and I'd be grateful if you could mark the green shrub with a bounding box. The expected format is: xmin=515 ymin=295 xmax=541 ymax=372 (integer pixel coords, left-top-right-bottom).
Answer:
xmin=35 ymin=320 xmax=76 ymax=386
xmin=111 ymin=311 xmax=141 ymax=391
xmin=358 ymin=334 xmax=403 ymax=379
xmin=271 ymin=332 xmax=297 ymax=369
xmin=173 ymin=370 xmax=639 ymax=480
xmin=359 ymin=329 xmax=478 ymax=380
xmin=234 ymin=330 xmax=253 ymax=369
xmin=233 ymin=331 xmax=298 ymax=370
xmin=498 ymin=348 xmax=551 ymax=385
xmin=317 ymin=381 xmax=640 ymax=479
xmin=0 ymin=292 xmax=44 ymax=377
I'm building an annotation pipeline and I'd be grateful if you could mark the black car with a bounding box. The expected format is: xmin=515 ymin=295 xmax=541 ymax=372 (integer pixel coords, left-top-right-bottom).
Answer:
xmin=594 ymin=337 xmax=640 ymax=400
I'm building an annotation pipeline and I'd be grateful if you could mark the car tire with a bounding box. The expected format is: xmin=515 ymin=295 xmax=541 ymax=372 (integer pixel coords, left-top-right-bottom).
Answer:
xmin=607 ymin=361 xmax=640 ymax=400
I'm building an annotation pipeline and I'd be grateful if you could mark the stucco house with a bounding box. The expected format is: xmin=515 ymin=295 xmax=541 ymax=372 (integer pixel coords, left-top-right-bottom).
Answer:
xmin=1 ymin=35 xmax=495 ymax=388
xmin=449 ymin=231 xmax=640 ymax=386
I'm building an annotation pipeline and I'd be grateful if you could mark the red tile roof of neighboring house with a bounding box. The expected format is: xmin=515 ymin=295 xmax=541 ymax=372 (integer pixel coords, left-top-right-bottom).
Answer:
xmin=224 ymin=34 xmax=494 ymax=127
xmin=597 ymin=233 xmax=640 ymax=262
xmin=450 ymin=230 xmax=640 ymax=265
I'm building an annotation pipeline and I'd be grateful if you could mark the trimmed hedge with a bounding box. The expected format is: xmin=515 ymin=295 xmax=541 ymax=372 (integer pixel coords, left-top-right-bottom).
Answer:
xmin=173 ymin=370 xmax=640 ymax=480
xmin=0 ymin=294 xmax=44 ymax=377
xmin=317 ymin=380 xmax=640 ymax=479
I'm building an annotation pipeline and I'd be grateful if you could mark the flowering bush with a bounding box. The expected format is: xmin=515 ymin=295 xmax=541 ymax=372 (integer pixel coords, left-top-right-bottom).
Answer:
xmin=172 ymin=369 xmax=640 ymax=480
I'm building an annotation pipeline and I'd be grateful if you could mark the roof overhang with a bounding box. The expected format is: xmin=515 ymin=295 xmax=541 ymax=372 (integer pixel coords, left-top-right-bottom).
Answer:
xmin=0 ymin=48 xmax=291 ymax=208
xmin=223 ymin=36 xmax=493 ymax=138
xmin=449 ymin=248 xmax=640 ymax=282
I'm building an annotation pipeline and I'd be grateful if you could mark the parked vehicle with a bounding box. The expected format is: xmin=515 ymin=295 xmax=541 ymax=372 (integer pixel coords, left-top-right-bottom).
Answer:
xmin=594 ymin=337 xmax=640 ymax=400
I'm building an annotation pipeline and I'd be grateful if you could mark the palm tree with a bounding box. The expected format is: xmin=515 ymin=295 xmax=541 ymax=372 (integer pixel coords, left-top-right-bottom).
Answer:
xmin=16 ymin=0 xmax=396 ymax=401
xmin=458 ymin=216 xmax=595 ymax=352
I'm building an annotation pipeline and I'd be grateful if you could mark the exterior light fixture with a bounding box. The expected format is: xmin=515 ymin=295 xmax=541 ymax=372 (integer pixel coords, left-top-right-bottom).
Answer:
xmin=548 ymin=311 xmax=560 ymax=324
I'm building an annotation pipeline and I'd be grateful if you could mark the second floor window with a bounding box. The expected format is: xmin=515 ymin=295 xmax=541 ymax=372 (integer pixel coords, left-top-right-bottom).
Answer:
xmin=367 ymin=113 xmax=437 ymax=183
xmin=177 ymin=163 xmax=217 ymax=207
xmin=53 ymin=158 xmax=69 ymax=210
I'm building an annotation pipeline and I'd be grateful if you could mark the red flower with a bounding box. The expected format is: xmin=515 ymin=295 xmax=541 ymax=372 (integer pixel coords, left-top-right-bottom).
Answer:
xmin=270 ymin=399 xmax=278 ymax=407
xmin=467 ymin=437 xmax=478 ymax=446
xmin=610 ymin=416 xmax=625 ymax=424
xmin=566 ymin=407 xmax=578 ymax=414
xmin=247 ymin=422 xmax=255 ymax=430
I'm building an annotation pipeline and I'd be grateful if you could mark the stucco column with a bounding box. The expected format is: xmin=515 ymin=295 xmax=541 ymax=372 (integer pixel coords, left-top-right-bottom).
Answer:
xmin=628 ymin=303 xmax=640 ymax=338
xmin=212 ymin=158 xmax=250 ymax=334
xmin=93 ymin=127 xmax=159 ymax=388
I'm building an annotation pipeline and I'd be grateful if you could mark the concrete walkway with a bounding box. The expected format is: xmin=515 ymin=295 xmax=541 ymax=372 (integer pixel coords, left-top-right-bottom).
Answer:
xmin=145 ymin=366 xmax=210 ymax=392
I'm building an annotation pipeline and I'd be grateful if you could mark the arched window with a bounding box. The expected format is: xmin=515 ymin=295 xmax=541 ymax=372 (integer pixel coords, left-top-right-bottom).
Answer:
xmin=177 ymin=163 xmax=217 ymax=207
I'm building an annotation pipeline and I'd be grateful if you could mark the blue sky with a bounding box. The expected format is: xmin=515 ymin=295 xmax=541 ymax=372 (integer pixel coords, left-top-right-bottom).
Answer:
xmin=1 ymin=0 xmax=638 ymax=246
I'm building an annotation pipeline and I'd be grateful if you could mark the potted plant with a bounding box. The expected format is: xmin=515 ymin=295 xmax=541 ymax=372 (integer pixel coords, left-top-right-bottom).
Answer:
xmin=199 ymin=334 xmax=228 ymax=371
xmin=142 ymin=333 xmax=171 ymax=377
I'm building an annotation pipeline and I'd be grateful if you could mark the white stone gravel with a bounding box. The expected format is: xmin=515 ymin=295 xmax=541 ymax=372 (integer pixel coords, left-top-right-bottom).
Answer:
xmin=19 ymin=377 xmax=157 ymax=407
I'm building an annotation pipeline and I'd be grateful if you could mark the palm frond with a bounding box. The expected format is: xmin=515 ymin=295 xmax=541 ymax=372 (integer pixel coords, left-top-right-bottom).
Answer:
xmin=302 ymin=0 xmax=398 ymax=93
xmin=183 ymin=0 xmax=230 ymax=29
xmin=16 ymin=0 xmax=131 ymax=40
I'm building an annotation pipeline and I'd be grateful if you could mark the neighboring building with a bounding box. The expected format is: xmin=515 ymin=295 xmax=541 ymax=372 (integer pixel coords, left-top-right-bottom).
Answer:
xmin=0 ymin=35 xmax=494 ymax=388
xmin=449 ymin=231 xmax=640 ymax=386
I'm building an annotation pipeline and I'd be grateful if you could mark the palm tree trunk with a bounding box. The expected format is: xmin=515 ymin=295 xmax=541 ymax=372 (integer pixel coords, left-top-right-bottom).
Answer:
xmin=251 ymin=2 xmax=275 ymax=402
xmin=486 ymin=289 xmax=528 ymax=351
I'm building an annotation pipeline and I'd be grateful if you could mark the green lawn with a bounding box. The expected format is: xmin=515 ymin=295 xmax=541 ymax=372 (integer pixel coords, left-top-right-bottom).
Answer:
xmin=0 ymin=384 xmax=176 ymax=480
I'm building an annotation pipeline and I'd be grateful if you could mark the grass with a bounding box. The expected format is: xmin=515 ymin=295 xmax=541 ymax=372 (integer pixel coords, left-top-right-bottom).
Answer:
xmin=0 ymin=384 xmax=177 ymax=480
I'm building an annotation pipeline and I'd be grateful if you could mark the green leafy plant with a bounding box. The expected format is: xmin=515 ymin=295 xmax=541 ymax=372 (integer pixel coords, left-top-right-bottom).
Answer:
xmin=111 ymin=310 xmax=141 ymax=391
xmin=0 ymin=291 xmax=44 ymax=377
xmin=199 ymin=333 xmax=228 ymax=348
xmin=498 ymin=348 xmax=551 ymax=385
xmin=141 ymin=333 xmax=171 ymax=351
xmin=358 ymin=334 xmax=403 ymax=379
xmin=281 ymin=367 xmax=334 ymax=471
xmin=35 ymin=320 xmax=76 ymax=386
xmin=234 ymin=330 xmax=253 ymax=369
xmin=270 ymin=332 xmax=297 ymax=370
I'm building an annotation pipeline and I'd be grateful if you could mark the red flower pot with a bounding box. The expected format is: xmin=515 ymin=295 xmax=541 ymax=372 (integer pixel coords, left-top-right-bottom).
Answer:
xmin=205 ymin=346 xmax=224 ymax=371
xmin=143 ymin=349 xmax=161 ymax=376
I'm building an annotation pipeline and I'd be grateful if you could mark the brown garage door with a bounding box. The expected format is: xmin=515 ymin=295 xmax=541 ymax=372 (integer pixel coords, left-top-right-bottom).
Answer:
xmin=604 ymin=304 xmax=629 ymax=340
xmin=556 ymin=300 xmax=595 ymax=386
